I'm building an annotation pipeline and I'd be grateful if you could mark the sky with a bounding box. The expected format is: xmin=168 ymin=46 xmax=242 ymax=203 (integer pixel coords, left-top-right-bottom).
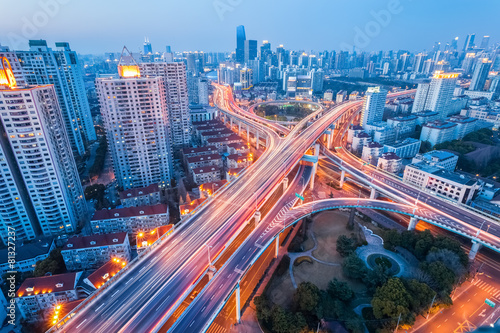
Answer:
xmin=1 ymin=0 xmax=499 ymax=55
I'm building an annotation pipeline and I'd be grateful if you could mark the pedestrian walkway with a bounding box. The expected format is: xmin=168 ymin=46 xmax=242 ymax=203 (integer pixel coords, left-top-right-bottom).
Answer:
xmin=473 ymin=279 xmax=500 ymax=300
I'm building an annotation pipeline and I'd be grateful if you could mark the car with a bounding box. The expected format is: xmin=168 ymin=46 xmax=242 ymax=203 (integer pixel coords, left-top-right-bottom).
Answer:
xmin=190 ymin=291 xmax=199 ymax=300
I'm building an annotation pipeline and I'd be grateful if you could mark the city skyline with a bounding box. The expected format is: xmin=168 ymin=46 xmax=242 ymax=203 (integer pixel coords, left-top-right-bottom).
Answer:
xmin=0 ymin=0 xmax=499 ymax=54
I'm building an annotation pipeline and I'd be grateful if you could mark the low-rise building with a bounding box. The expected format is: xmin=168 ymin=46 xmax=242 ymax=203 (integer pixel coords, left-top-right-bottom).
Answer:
xmin=383 ymin=138 xmax=421 ymax=159
xmin=192 ymin=166 xmax=221 ymax=185
xmin=200 ymin=128 xmax=234 ymax=144
xmin=336 ymin=90 xmax=347 ymax=103
xmin=227 ymin=142 xmax=249 ymax=155
xmin=61 ymin=233 xmax=131 ymax=271
xmin=16 ymin=272 xmax=83 ymax=321
xmin=119 ymin=184 xmax=161 ymax=208
xmin=420 ymin=120 xmax=457 ymax=147
xmin=187 ymin=153 xmax=223 ymax=171
xmin=323 ymin=89 xmax=334 ymax=101
xmin=190 ymin=105 xmax=218 ymax=123
xmin=377 ymin=152 xmax=402 ymax=174
xmin=351 ymin=132 xmax=371 ymax=154
xmin=91 ymin=205 xmax=169 ymax=237
xmin=206 ymin=134 xmax=243 ymax=153
xmin=413 ymin=111 xmax=440 ymax=126
xmin=199 ymin=180 xmax=228 ymax=198
xmin=0 ymin=238 xmax=55 ymax=280
xmin=83 ymin=259 xmax=126 ymax=290
xmin=403 ymin=162 xmax=482 ymax=204
xmin=361 ymin=142 xmax=384 ymax=165
xmin=180 ymin=198 xmax=206 ymax=216
xmin=226 ymin=153 xmax=253 ymax=169
xmin=136 ymin=225 xmax=174 ymax=254
xmin=347 ymin=125 xmax=364 ymax=144
xmin=411 ymin=150 xmax=458 ymax=171
xmin=226 ymin=167 xmax=245 ymax=181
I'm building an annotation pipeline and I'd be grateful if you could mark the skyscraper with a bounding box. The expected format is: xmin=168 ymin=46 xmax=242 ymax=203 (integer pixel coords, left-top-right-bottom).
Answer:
xmin=96 ymin=49 xmax=172 ymax=190
xmin=415 ymin=71 xmax=458 ymax=119
xmin=361 ymin=86 xmax=388 ymax=128
xmin=236 ymin=25 xmax=246 ymax=64
xmin=480 ymin=36 xmax=490 ymax=50
xmin=450 ymin=37 xmax=459 ymax=51
xmin=0 ymin=57 xmax=87 ymax=243
xmin=470 ymin=58 xmax=492 ymax=91
xmin=0 ymin=40 xmax=96 ymax=157
xmin=144 ymin=38 xmax=153 ymax=54
xmin=139 ymin=62 xmax=192 ymax=146
xmin=463 ymin=34 xmax=475 ymax=51
xmin=244 ymin=40 xmax=257 ymax=64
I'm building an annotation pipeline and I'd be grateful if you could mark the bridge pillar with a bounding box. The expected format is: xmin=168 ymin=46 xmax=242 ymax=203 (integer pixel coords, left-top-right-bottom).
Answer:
xmin=256 ymin=131 xmax=259 ymax=150
xmin=370 ymin=187 xmax=377 ymax=199
xmin=408 ymin=217 xmax=419 ymax=231
xmin=230 ymin=117 xmax=233 ymax=128
xmin=275 ymin=236 xmax=279 ymax=258
xmin=235 ymin=283 xmax=241 ymax=323
xmin=468 ymin=241 xmax=481 ymax=261
xmin=282 ymin=177 xmax=289 ymax=191
xmin=254 ymin=210 xmax=261 ymax=224
xmin=207 ymin=265 xmax=216 ymax=280
xmin=266 ymin=136 xmax=269 ymax=148
xmin=310 ymin=162 xmax=317 ymax=190
xmin=339 ymin=170 xmax=345 ymax=188
xmin=326 ymin=131 xmax=332 ymax=150
xmin=314 ymin=143 xmax=320 ymax=157
xmin=238 ymin=122 xmax=241 ymax=135
xmin=246 ymin=124 xmax=250 ymax=142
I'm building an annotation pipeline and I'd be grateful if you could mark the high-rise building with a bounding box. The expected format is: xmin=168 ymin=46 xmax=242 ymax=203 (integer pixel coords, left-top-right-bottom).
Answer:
xmin=240 ymin=68 xmax=253 ymax=90
xmin=244 ymin=40 xmax=257 ymax=64
xmin=139 ymin=62 xmax=192 ymax=146
xmin=260 ymin=40 xmax=271 ymax=60
xmin=470 ymin=58 xmax=492 ymax=91
xmin=0 ymin=57 xmax=87 ymax=243
xmin=463 ymin=34 xmax=475 ymax=51
xmin=450 ymin=37 xmax=459 ymax=51
xmin=96 ymin=49 xmax=172 ymax=190
xmin=480 ymin=36 xmax=490 ymax=50
xmin=310 ymin=69 xmax=324 ymax=92
xmin=143 ymin=38 xmax=152 ymax=54
xmin=413 ymin=53 xmax=427 ymax=73
xmin=0 ymin=40 xmax=96 ymax=157
xmin=360 ymin=86 xmax=388 ymax=128
xmin=413 ymin=72 xmax=458 ymax=119
xmin=235 ymin=25 xmax=246 ymax=64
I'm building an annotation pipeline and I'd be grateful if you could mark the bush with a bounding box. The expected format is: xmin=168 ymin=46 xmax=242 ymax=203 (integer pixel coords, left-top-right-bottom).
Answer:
xmin=276 ymin=255 xmax=291 ymax=276
xmin=336 ymin=235 xmax=358 ymax=257
xmin=294 ymin=256 xmax=313 ymax=266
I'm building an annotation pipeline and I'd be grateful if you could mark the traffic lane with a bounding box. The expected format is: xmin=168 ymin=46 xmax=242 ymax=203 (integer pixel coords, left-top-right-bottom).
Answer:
xmin=170 ymin=166 xmax=311 ymax=332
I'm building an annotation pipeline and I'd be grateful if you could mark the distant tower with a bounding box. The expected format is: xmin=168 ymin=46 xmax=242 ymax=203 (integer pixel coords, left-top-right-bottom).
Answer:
xmin=236 ymin=25 xmax=246 ymax=64
xmin=470 ymin=58 xmax=492 ymax=91
xmin=144 ymin=38 xmax=153 ymax=54
xmin=463 ymin=34 xmax=475 ymax=51
xmin=450 ymin=37 xmax=459 ymax=50
xmin=480 ymin=36 xmax=490 ymax=50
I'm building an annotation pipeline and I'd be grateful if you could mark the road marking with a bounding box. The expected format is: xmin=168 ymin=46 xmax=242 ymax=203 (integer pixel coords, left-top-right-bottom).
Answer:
xmin=155 ymin=295 xmax=171 ymax=312
xmin=76 ymin=319 xmax=87 ymax=329
xmin=190 ymin=320 xmax=195 ymax=327
xmin=94 ymin=303 xmax=105 ymax=312
xmin=211 ymin=295 xmax=215 ymax=300
xmin=139 ymin=266 xmax=146 ymax=272
xmin=202 ymin=306 xmax=206 ymax=312
xmin=111 ymin=290 xmax=120 ymax=297
xmin=125 ymin=278 xmax=133 ymax=285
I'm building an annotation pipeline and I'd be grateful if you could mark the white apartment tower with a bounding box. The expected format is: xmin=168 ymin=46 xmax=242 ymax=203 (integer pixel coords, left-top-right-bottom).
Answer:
xmin=0 ymin=40 xmax=96 ymax=157
xmin=360 ymin=86 xmax=388 ymax=128
xmin=96 ymin=49 xmax=172 ymax=190
xmin=413 ymin=71 xmax=458 ymax=119
xmin=0 ymin=57 xmax=87 ymax=243
xmin=139 ymin=62 xmax=191 ymax=146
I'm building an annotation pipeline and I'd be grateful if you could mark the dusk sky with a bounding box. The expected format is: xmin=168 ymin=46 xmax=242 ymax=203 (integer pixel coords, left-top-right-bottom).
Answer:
xmin=1 ymin=0 xmax=499 ymax=54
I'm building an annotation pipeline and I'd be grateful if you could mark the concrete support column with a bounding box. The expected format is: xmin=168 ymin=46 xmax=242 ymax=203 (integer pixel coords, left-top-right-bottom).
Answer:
xmin=254 ymin=210 xmax=261 ymax=224
xmin=310 ymin=161 xmax=318 ymax=190
xmin=314 ymin=143 xmax=320 ymax=158
xmin=230 ymin=117 xmax=233 ymax=129
xmin=370 ymin=187 xmax=377 ymax=199
xmin=246 ymin=124 xmax=250 ymax=142
xmin=238 ymin=122 xmax=241 ymax=135
xmin=275 ymin=236 xmax=280 ymax=258
xmin=283 ymin=178 xmax=289 ymax=191
xmin=256 ymin=131 xmax=259 ymax=150
xmin=235 ymin=283 xmax=241 ymax=323
xmin=468 ymin=241 xmax=481 ymax=261
xmin=340 ymin=170 xmax=345 ymax=188
xmin=408 ymin=217 xmax=418 ymax=231
xmin=326 ymin=132 xmax=332 ymax=150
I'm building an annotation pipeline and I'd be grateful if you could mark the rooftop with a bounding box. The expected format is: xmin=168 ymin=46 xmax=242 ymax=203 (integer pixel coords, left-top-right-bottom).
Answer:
xmin=448 ymin=115 xmax=477 ymax=124
xmin=423 ymin=120 xmax=457 ymax=130
xmin=206 ymin=134 xmax=243 ymax=144
xmin=62 ymin=232 xmax=128 ymax=251
xmin=199 ymin=180 xmax=228 ymax=192
xmin=192 ymin=166 xmax=220 ymax=175
xmin=414 ymin=111 xmax=439 ymax=117
xmin=187 ymin=153 xmax=222 ymax=164
xmin=182 ymin=146 xmax=218 ymax=155
xmin=365 ymin=142 xmax=384 ymax=148
xmin=17 ymin=272 xmax=79 ymax=297
xmin=354 ymin=132 xmax=371 ymax=138
xmin=384 ymin=138 xmax=420 ymax=148
xmin=416 ymin=150 xmax=457 ymax=162
xmin=91 ymin=204 xmax=168 ymax=221
xmin=408 ymin=162 xmax=477 ymax=185
xmin=380 ymin=152 xmax=401 ymax=160
xmin=0 ymin=237 xmax=53 ymax=263
xmin=119 ymin=183 xmax=159 ymax=200
xmin=388 ymin=115 xmax=418 ymax=122
xmin=85 ymin=259 xmax=126 ymax=289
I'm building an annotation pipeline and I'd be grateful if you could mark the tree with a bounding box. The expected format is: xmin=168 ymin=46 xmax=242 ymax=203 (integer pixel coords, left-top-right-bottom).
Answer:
xmin=426 ymin=249 xmax=465 ymax=277
xmin=382 ymin=229 xmax=402 ymax=250
xmin=33 ymin=249 xmax=66 ymax=277
xmin=363 ymin=265 xmax=390 ymax=292
xmin=420 ymin=261 xmax=456 ymax=294
xmin=432 ymin=236 xmax=468 ymax=267
xmin=317 ymin=291 xmax=345 ymax=319
xmin=403 ymin=279 xmax=435 ymax=316
xmin=419 ymin=141 xmax=431 ymax=153
xmin=342 ymin=254 xmax=367 ymax=280
xmin=371 ymin=278 xmax=414 ymax=326
xmin=413 ymin=230 xmax=434 ymax=260
xmin=255 ymin=295 xmax=272 ymax=324
xmin=327 ymin=278 xmax=354 ymax=302
xmin=293 ymin=282 xmax=320 ymax=314
xmin=271 ymin=305 xmax=291 ymax=333
xmin=336 ymin=235 xmax=357 ymax=257
xmin=84 ymin=183 xmax=106 ymax=208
